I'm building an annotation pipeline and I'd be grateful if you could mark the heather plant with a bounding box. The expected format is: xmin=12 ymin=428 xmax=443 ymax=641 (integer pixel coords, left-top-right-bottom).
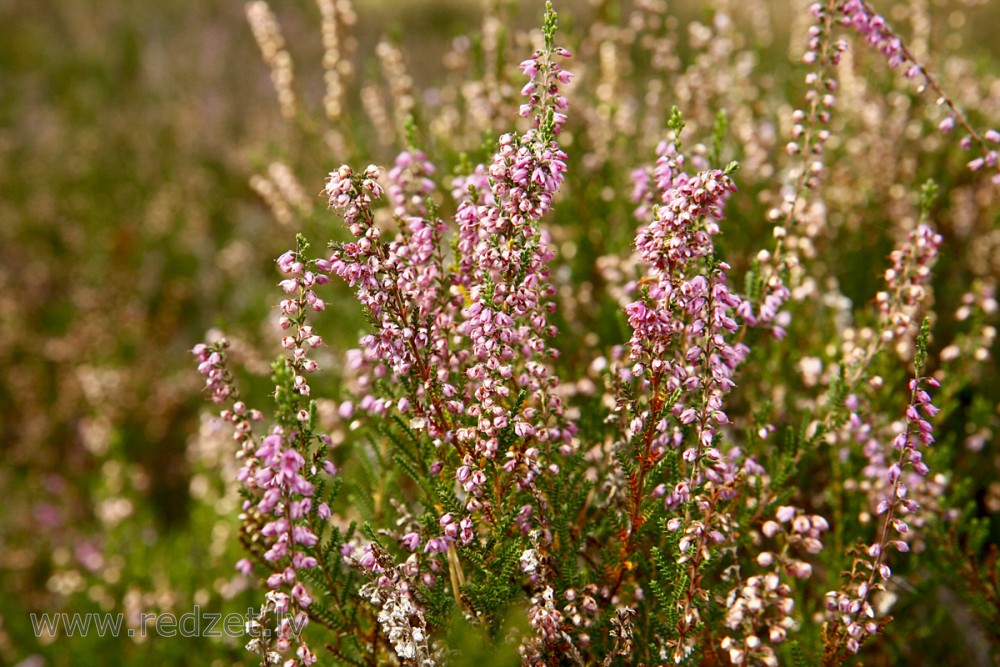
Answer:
xmin=192 ymin=0 xmax=1000 ymax=664
xmin=10 ymin=0 xmax=999 ymax=665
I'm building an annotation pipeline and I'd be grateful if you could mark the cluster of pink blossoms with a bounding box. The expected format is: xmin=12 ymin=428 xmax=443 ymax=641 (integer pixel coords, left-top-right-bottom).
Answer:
xmin=840 ymin=0 xmax=1000 ymax=184
xmin=622 ymin=140 xmax=796 ymax=664
xmin=356 ymin=547 xmax=434 ymax=666
xmin=325 ymin=33 xmax=575 ymax=464
xmin=325 ymin=163 xmax=432 ymax=379
xmin=315 ymin=20 xmax=579 ymax=663
xmin=193 ymin=342 xmax=235 ymax=404
xmin=245 ymin=590 xmax=315 ymax=666
xmin=276 ymin=248 xmax=329 ymax=399
xmin=450 ymin=43 xmax=574 ymax=465
xmin=743 ymin=1 xmax=843 ymax=342
xmin=627 ymin=162 xmax=748 ymax=481
xmin=838 ymin=0 xmax=908 ymax=72
xmin=825 ymin=372 xmax=939 ymax=656
xmin=193 ymin=236 xmax=347 ymax=666
xmin=877 ymin=223 xmax=942 ymax=345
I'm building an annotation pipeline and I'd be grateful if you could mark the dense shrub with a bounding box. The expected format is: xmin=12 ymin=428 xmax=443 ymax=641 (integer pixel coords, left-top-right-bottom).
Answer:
xmin=196 ymin=1 xmax=1000 ymax=665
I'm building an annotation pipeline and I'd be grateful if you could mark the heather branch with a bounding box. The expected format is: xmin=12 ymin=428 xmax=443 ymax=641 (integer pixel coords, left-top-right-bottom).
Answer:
xmin=840 ymin=0 xmax=1000 ymax=183
xmin=822 ymin=320 xmax=939 ymax=663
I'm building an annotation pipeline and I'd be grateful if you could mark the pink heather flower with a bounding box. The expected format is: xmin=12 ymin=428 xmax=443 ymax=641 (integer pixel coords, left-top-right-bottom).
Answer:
xmin=626 ymin=155 xmax=751 ymax=507
xmin=776 ymin=505 xmax=797 ymax=523
xmin=400 ymin=532 xmax=421 ymax=552
xmin=292 ymin=525 xmax=318 ymax=547
xmin=192 ymin=342 xmax=236 ymax=404
xmin=291 ymin=583 xmax=312 ymax=607
xmin=879 ymin=224 xmax=942 ymax=342
xmin=840 ymin=1 xmax=906 ymax=69
xmin=424 ymin=537 xmax=450 ymax=554
xmin=264 ymin=540 xmax=288 ymax=562
xmin=277 ymin=250 xmax=296 ymax=273
xmin=358 ymin=550 xmax=379 ymax=571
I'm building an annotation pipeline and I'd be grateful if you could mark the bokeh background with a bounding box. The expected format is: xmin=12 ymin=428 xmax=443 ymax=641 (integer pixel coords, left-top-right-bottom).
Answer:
xmin=3 ymin=0 xmax=999 ymax=665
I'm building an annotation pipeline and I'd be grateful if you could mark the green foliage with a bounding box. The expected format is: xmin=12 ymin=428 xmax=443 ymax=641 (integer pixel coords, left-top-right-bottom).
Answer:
xmin=711 ymin=110 xmax=729 ymax=167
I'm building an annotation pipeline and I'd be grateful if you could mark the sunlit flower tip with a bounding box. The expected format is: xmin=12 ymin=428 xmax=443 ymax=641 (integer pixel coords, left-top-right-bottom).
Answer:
xmin=776 ymin=506 xmax=797 ymax=523
xmin=235 ymin=558 xmax=253 ymax=576
xmin=985 ymin=129 xmax=1000 ymax=143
